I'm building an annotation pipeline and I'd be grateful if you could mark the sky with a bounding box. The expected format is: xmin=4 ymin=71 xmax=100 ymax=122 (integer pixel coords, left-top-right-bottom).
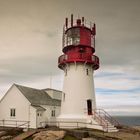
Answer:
xmin=0 ymin=0 xmax=140 ymax=116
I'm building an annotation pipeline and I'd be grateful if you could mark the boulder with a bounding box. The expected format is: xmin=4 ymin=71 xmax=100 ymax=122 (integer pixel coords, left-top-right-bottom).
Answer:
xmin=33 ymin=130 xmax=66 ymax=140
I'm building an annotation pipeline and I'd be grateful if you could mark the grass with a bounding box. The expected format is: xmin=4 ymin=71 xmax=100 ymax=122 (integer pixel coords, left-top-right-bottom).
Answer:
xmin=63 ymin=135 xmax=78 ymax=140
xmin=25 ymin=137 xmax=33 ymax=140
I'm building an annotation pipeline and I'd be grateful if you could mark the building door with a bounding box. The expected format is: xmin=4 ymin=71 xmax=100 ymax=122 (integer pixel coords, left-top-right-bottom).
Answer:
xmin=37 ymin=111 xmax=43 ymax=128
xmin=87 ymin=99 xmax=92 ymax=115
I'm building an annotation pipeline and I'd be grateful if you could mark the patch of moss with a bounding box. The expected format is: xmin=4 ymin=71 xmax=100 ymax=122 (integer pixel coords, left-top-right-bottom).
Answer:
xmin=63 ymin=135 xmax=78 ymax=140
xmin=24 ymin=137 xmax=33 ymax=140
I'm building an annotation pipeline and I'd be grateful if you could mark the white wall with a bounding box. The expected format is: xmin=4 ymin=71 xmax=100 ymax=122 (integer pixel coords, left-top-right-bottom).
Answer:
xmin=29 ymin=105 xmax=61 ymax=128
xmin=29 ymin=106 xmax=37 ymax=128
xmin=59 ymin=63 xmax=96 ymax=118
xmin=42 ymin=105 xmax=60 ymax=122
xmin=0 ymin=85 xmax=31 ymax=127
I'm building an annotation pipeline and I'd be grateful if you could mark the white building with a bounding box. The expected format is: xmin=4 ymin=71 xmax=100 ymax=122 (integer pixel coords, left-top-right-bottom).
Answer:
xmin=0 ymin=84 xmax=62 ymax=128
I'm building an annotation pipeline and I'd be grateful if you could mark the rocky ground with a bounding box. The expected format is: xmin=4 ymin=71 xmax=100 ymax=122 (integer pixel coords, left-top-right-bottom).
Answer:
xmin=0 ymin=126 xmax=140 ymax=140
xmin=66 ymin=126 xmax=140 ymax=140
xmin=26 ymin=125 xmax=140 ymax=140
xmin=32 ymin=130 xmax=66 ymax=140
xmin=0 ymin=127 xmax=23 ymax=140
xmin=102 ymin=126 xmax=140 ymax=140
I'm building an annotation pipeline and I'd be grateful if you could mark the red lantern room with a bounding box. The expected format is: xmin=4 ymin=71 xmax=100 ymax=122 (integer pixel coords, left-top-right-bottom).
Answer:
xmin=58 ymin=14 xmax=99 ymax=70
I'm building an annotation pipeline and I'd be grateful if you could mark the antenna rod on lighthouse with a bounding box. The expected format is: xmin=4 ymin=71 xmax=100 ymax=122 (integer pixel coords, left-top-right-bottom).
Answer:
xmin=82 ymin=17 xmax=84 ymax=25
xmin=50 ymin=73 xmax=52 ymax=89
xmin=65 ymin=17 xmax=68 ymax=29
xmin=71 ymin=14 xmax=73 ymax=27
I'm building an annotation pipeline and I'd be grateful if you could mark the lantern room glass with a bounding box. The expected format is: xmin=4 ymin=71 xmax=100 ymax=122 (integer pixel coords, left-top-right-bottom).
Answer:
xmin=66 ymin=28 xmax=80 ymax=46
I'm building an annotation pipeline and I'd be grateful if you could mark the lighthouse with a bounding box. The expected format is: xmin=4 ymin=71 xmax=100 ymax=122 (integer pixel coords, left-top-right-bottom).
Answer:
xmin=57 ymin=15 xmax=119 ymax=131
xmin=57 ymin=14 xmax=99 ymax=125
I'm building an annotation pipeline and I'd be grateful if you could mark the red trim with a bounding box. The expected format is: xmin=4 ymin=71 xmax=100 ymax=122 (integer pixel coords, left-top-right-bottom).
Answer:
xmin=63 ymin=45 xmax=95 ymax=53
xmin=80 ymin=28 xmax=91 ymax=46
xmin=59 ymin=15 xmax=99 ymax=71
xmin=58 ymin=54 xmax=99 ymax=70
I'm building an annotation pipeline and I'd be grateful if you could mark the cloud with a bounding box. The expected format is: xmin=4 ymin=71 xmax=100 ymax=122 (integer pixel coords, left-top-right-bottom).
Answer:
xmin=95 ymin=72 xmax=124 ymax=78
xmin=96 ymin=87 xmax=140 ymax=94
xmin=94 ymin=68 xmax=140 ymax=115
xmin=0 ymin=0 xmax=140 ymax=116
xmin=96 ymin=92 xmax=140 ymax=115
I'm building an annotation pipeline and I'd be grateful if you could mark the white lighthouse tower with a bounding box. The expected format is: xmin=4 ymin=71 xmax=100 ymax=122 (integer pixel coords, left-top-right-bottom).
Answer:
xmin=57 ymin=15 xmax=119 ymax=131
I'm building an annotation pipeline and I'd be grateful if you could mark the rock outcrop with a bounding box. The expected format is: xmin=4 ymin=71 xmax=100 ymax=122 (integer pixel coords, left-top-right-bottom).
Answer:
xmin=33 ymin=130 xmax=66 ymax=140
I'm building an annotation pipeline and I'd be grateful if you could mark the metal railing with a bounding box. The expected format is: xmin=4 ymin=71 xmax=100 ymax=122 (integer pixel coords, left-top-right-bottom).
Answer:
xmin=93 ymin=109 xmax=120 ymax=131
xmin=58 ymin=54 xmax=99 ymax=65
xmin=40 ymin=121 xmax=104 ymax=129
xmin=64 ymin=17 xmax=95 ymax=31
xmin=93 ymin=112 xmax=108 ymax=131
xmin=94 ymin=109 xmax=120 ymax=126
xmin=39 ymin=109 xmax=120 ymax=132
xmin=0 ymin=120 xmax=30 ymax=129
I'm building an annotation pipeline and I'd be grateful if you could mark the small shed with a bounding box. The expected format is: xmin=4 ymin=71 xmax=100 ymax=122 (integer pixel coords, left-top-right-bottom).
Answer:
xmin=0 ymin=84 xmax=62 ymax=128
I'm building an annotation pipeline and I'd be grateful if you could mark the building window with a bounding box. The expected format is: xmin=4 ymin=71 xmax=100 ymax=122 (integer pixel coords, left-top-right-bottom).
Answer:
xmin=51 ymin=110 xmax=55 ymax=117
xmin=10 ymin=108 xmax=16 ymax=117
xmin=37 ymin=112 xmax=42 ymax=117
xmin=86 ymin=69 xmax=89 ymax=75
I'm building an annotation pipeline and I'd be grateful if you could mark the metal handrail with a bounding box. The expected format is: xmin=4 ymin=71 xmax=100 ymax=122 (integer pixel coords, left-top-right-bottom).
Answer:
xmin=40 ymin=120 xmax=106 ymax=129
xmin=94 ymin=109 xmax=120 ymax=126
xmin=93 ymin=112 xmax=108 ymax=131
xmin=58 ymin=54 xmax=99 ymax=64
xmin=0 ymin=119 xmax=30 ymax=129
xmin=64 ymin=17 xmax=95 ymax=31
xmin=17 ymin=121 xmax=30 ymax=128
xmin=94 ymin=109 xmax=120 ymax=129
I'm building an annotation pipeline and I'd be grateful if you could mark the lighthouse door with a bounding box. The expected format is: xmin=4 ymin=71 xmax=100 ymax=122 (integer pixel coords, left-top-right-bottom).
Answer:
xmin=87 ymin=99 xmax=92 ymax=115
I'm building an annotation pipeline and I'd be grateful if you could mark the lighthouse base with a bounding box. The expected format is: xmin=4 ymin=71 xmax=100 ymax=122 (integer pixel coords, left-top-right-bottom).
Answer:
xmin=57 ymin=114 xmax=103 ymax=130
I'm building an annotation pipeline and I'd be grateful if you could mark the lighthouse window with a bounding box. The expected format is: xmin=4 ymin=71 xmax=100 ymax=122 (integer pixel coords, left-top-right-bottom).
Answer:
xmin=67 ymin=28 xmax=80 ymax=46
xmin=65 ymin=69 xmax=67 ymax=76
xmin=86 ymin=69 xmax=89 ymax=75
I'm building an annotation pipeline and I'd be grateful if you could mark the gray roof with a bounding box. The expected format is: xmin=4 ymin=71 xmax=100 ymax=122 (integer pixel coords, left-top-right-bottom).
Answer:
xmin=31 ymin=105 xmax=46 ymax=111
xmin=15 ymin=84 xmax=61 ymax=106
xmin=43 ymin=88 xmax=62 ymax=93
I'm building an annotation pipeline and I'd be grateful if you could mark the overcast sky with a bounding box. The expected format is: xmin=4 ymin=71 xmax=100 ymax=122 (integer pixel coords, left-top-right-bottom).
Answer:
xmin=0 ymin=0 xmax=140 ymax=116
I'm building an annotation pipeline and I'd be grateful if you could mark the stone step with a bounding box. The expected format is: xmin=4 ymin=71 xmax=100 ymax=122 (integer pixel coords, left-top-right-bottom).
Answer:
xmin=106 ymin=126 xmax=119 ymax=132
xmin=106 ymin=124 xmax=114 ymax=127
xmin=107 ymin=129 xmax=119 ymax=132
xmin=106 ymin=124 xmax=114 ymax=126
xmin=108 ymin=126 xmax=117 ymax=129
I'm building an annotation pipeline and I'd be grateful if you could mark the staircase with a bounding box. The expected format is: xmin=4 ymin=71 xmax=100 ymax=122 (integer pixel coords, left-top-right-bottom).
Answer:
xmin=92 ymin=109 xmax=120 ymax=132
